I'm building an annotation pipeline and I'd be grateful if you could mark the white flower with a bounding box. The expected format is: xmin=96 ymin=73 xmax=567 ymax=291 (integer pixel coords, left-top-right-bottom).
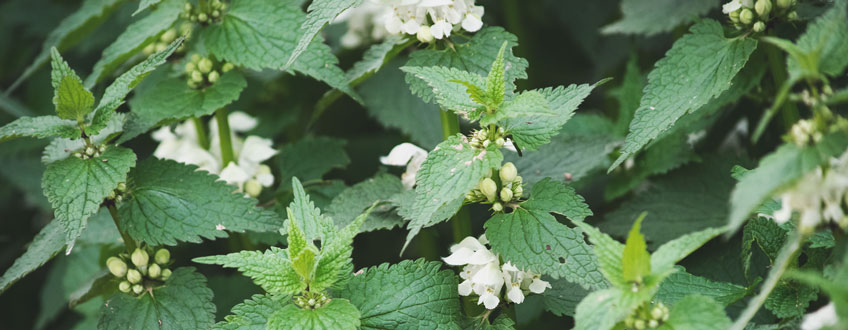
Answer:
xmin=802 ymin=303 xmax=839 ymax=330
xmin=722 ymin=0 xmax=753 ymax=13
xmin=368 ymin=0 xmax=484 ymax=39
xmin=528 ymin=276 xmax=552 ymax=294
xmin=334 ymin=3 xmax=391 ymax=48
xmin=771 ymin=149 xmax=848 ymax=231
xmin=380 ymin=143 xmax=428 ymax=189
xmin=478 ymin=287 xmax=500 ymax=309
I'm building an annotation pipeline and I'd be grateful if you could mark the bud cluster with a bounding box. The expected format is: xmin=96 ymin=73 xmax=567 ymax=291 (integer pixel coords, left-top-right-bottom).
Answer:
xmin=624 ymin=302 xmax=670 ymax=330
xmin=142 ymin=24 xmax=192 ymax=56
xmin=469 ymin=127 xmax=507 ymax=150
xmin=465 ymin=162 xmax=523 ymax=212
xmin=789 ymin=119 xmax=823 ymax=147
xmin=106 ymin=182 xmax=128 ymax=204
xmin=293 ymin=291 xmax=330 ymax=310
xmin=182 ymin=0 xmax=227 ymax=25
xmin=726 ymin=0 xmax=797 ymax=33
xmin=73 ymin=144 xmax=107 ymax=160
xmin=107 ymin=247 xmax=173 ymax=296
xmin=184 ymin=54 xmax=234 ymax=89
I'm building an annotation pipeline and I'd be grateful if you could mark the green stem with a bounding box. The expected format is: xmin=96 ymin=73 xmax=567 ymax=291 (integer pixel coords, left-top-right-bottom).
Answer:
xmin=765 ymin=39 xmax=799 ymax=130
xmin=730 ymin=231 xmax=806 ymax=330
xmin=193 ymin=117 xmax=210 ymax=150
xmin=108 ymin=204 xmax=136 ymax=252
xmin=439 ymin=110 xmax=460 ymax=140
xmin=215 ymin=108 xmax=235 ymax=166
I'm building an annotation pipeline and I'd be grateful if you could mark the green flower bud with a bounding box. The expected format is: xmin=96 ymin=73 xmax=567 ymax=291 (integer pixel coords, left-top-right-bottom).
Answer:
xmin=198 ymin=58 xmax=213 ymax=73
xmin=107 ymin=190 xmax=117 ymax=200
xmin=198 ymin=13 xmax=208 ymax=22
xmin=73 ymin=152 xmax=82 ymax=158
xmin=513 ymin=185 xmax=523 ymax=198
xmin=138 ymin=264 xmax=148 ymax=275
xmin=160 ymin=29 xmax=177 ymax=43
xmin=131 ymin=248 xmax=149 ymax=267
xmin=495 ymin=138 xmax=505 ymax=148
xmin=776 ymin=0 xmax=792 ymax=8
xmin=85 ymin=146 xmax=95 ymax=156
xmin=499 ymin=162 xmax=518 ymax=183
xmin=222 ymin=63 xmax=235 ymax=73
xmin=99 ymin=144 xmax=107 ymax=152
xmin=212 ymin=10 xmax=221 ymax=18
xmin=245 ymin=179 xmax=262 ymax=197
xmin=132 ymin=284 xmax=144 ymax=294
xmin=154 ymin=248 xmax=170 ymax=265
xmin=207 ymin=70 xmax=220 ymax=83
xmin=185 ymin=62 xmax=196 ymax=73
xmin=753 ymin=21 xmax=766 ymax=32
xmin=191 ymin=54 xmax=201 ymax=63
xmin=189 ymin=14 xmax=198 ymax=22
xmin=634 ymin=319 xmax=646 ymax=330
xmin=257 ymin=164 xmax=271 ymax=175
xmin=479 ymin=178 xmax=497 ymax=202
xmin=117 ymin=182 xmax=127 ymax=192
xmin=416 ymin=25 xmax=434 ymax=43
xmin=740 ymin=8 xmax=754 ymax=24
xmin=154 ymin=43 xmax=167 ymax=53
xmin=180 ymin=23 xmax=193 ymax=35
xmin=119 ymin=281 xmax=131 ymax=293
xmin=211 ymin=0 xmax=222 ymax=8
xmin=492 ymin=202 xmax=503 ymax=212
xmin=787 ymin=11 xmax=798 ymax=20
xmin=729 ymin=10 xmax=740 ymax=23
xmin=625 ymin=317 xmax=635 ymax=328
xmin=127 ymin=269 xmax=142 ymax=284
xmin=184 ymin=3 xmax=192 ymax=11
xmin=161 ymin=268 xmax=172 ymax=280
xmin=116 ymin=195 xmax=123 ymax=203
xmin=143 ymin=43 xmax=155 ymax=55
xmin=220 ymin=3 xmax=227 ymax=11
xmin=107 ymin=257 xmax=128 ymax=277
xmin=651 ymin=306 xmax=664 ymax=320
xmin=148 ymin=263 xmax=162 ymax=279
xmin=648 ymin=320 xmax=659 ymax=328
xmin=191 ymin=70 xmax=204 ymax=83
xmin=755 ymin=0 xmax=771 ymax=18
xmin=500 ymin=187 xmax=513 ymax=202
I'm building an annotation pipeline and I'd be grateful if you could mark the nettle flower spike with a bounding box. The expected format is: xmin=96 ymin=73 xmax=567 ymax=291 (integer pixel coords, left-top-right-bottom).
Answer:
xmin=772 ymin=149 xmax=848 ymax=232
xmin=184 ymin=54 xmax=234 ymax=89
xmin=106 ymin=247 xmax=174 ymax=296
xmin=374 ymin=0 xmax=484 ymax=41
xmin=724 ymin=0 xmax=797 ymax=32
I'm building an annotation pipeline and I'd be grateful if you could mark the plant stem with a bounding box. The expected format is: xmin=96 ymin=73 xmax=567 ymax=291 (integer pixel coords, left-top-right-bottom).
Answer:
xmin=439 ymin=110 xmax=460 ymax=140
xmin=765 ymin=39 xmax=799 ymax=130
xmin=107 ymin=204 xmax=136 ymax=252
xmin=730 ymin=231 xmax=806 ymax=330
xmin=193 ymin=117 xmax=210 ymax=150
xmin=215 ymin=108 xmax=235 ymax=166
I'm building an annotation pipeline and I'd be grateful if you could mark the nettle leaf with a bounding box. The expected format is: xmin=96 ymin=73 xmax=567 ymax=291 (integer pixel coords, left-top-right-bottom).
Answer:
xmin=0 ymin=116 xmax=80 ymax=142
xmin=571 ymin=220 xmax=626 ymax=288
xmin=611 ymin=19 xmax=758 ymax=170
xmin=663 ymin=295 xmax=731 ymax=330
xmin=287 ymin=177 xmax=334 ymax=241
xmin=656 ymin=270 xmax=748 ymax=306
xmin=484 ymin=42 xmax=508 ymax=109
xmin=9 ymin=0 xmax=123 ymax=91
xmin=311 ymin=205 xmax=371 ymax=292
xmin=789 ymin=0 xmax=848 ymax=78
xmin=481 ymin=90 xmax=552 ymax=127
xmin=56 ymin=75 xmax=95 ymax=122
xmin=86 ymin=0 xmax=182 ymax=87
xmin=741 ymin=217 xmax=787 ymax=278
xmin=345 ymin=36 xmax=409 ymax=83
xmin=134 ymin=0 xmax=162 ymax=16
xmin=267 ymin=299 xmax=360 ymax=330
xmin=764 ymin=279 xmax=819 ymax=318
xmin=286 ymin=0 xmax=363 ymax=70
xmin=602 ymin=0 xmax=717 ymax=36
xmin=503 ymin=81 xmax=604 ymax=151
xmin=195 ymin=247 xmax=304 ymax=295
xmin=727 ymin=131 xmax=848 ymax=233
xmin=621 ymin=214 xmax=651 ymax=284
xmin=650 ymin=226 xmax=724 ymax=273
xmin=0 ymin=220 xmax=65 ymax=294
xmin=119 ymin=158 xmax=282 ymax=246
xmin=43 ymin=113 xmax=127 ymax=164
xmin=399 ymin=66 xmax=485 ymax=118
xmin=401 ymin=135 xmax=503 ymax=251
xmin=42 ymin=146 xmax=136 ymax=250
xmin=541 ymin=277 xmax=590 ymax=317
xmin=277 ymin=137 xmax=350 ymax=187
xmin=486 ymin=179 xmax=605 ymax=289
xmin=97 ymin=267 xmax=216 ymax=330
xmin=202 ymin=0 xmax=360 ymax=102
xmin=573 ymin=288 xmax=652 ymax=330
xmin=405 ymin=27 xmax=528 ymax=103
xmin=326 ymin=173 xmax=406 ymax=232
xmin=337 ymin=259 xmax=461 ymax=330
xmin=213 ymin=294 xmax=289 ymax=330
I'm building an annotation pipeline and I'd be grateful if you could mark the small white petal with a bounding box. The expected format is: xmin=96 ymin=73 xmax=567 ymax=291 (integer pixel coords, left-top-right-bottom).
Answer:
xmin=256 ymin=173 xmax=275 ymax=187
xmin=228 ymin=111 xmax=258 ymax=132
xmin=467 ymin=249 xmax=497 ymax=265
xmin=442 ymin=247 xmax=474 ymax=266
xmin=451 ymin=236 xmax=485 ymax=252
xmin=529 ymin=278 xmax=551 ymax=294
xmin=507 ymin=286 xmax=525 ymax=304
xmin=380 ymin=143 xmax=428 ymax=166
xmin=458 ymin=280 xmax=473 ymax=296
xmin=219 ymin=163 xmax=250 ymax=186
xmin=461 ymin=14 xmax=483 ymax=32
xmin=239 ymin=136 xmax=278 ymax=164
xmin=801 ymin=302 xmax=838 ymax=330
xmin=478 ymin=291 xmax=500 ymax=310
xmin=471 ymin=263 xmax=504 ymax=287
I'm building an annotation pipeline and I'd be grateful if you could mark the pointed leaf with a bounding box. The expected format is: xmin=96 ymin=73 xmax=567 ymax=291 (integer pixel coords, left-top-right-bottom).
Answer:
xmin=0 ymin=116 xmax=80 ymax=142
xmin=212 ymin=294 xmax=289 ymax=330
xmin=651 ymin=226 xmax=725 ymax=273
xmin=194 ymin=247 xmax=305 ymax=295
xmin=286 ymin=0 xmax=364 ymax=70
xmin=0 ymin=220 xmax=65 ymax=294
xmin=400 ymin=66 xmax=485 ymax=118
xmin=267 ymin=299 xmax=360 ymax=330
xmin=602 ymin=0 xmax=717 ymax=36
xmin=663 ymin=295 xmax=731 ymax=330
xmin=56 ymin=75 xmax=95 ymax=121
xmin=621 ymin=214 xmax=651 ymax=283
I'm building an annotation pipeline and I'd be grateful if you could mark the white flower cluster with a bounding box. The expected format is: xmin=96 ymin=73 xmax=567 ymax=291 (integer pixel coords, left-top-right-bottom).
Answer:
xmin=152 ymin=112 xmax=277 ymax=197
xmin=722 ymin=0 xmax=753 ymax=13
xmin=335 ymin=3 xmax=391 ymax=48
xmin=443 ymin=235 xmax=551 ymax=309
xmin=772 ymin=150 xmax=848 ymax=231
xmin=380 ymin=142 xmax=428 ymax=189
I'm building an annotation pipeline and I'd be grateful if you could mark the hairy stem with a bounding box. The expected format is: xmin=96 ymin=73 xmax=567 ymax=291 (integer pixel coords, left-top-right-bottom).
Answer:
xmin=108 ymin=203 xmax=136 ymax=252
xmin=215 ymin=108 xmax=235 ymax=166
xmin=730 ymin=231 xmax=806 ymax=330
xmin=193 ymin=116 xmax=210 ymax=150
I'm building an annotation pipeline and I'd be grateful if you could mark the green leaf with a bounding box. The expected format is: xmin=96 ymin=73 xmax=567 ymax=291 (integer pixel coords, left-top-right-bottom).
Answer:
xmin=400 ymin=66 xmax=485 ymax=118
xmin=202 ymin=0 xmax=360 ymax=102
xmin=336 ymin=259 xmax=461 ymax=330
xmin=662 ymin=295 xmax=731 ymax=330
xmin=286 ymin=0 xmax=363 ymax=70
xmin=656 ymin=270 xmax=748 ymax=306
xmin=650 ymin=226 xmax=725 ymax=273
xmin=0 ymin=116 xmax=80 ymax=142
xmin=326 ymin=174 xmax=406 ymax=232
xmin=571 ymin=220 xmax=626 ymax=288
xmin=573 ymin=288 xmax=648 ymax=330
xmin=291 ymin=247 xmax=318 ymax=282
xmin=612 ymin=55 xmax=644 ymax=136
xmin=9 ymin=0 xmax=123 ymax=92
xmin=482 ymin=90 xmax=552 ymax=126
xmin=763 ymin=279 xmax=818 ymax=318
xmin=213 ymin=294 xmax=289 ymax=330
xmin=621 ymin=214 xmax=651 ymax=284
xmin=119 ymin=158 xmax=281 ymax=246
xmin=277 ymin=137 xmax=350 ymax=187
xmin=311 ymin=205 xmax=373 ymax=292
xmin=503 ymin=81 xmax=603 ymax=151
xmin=611 ymin=19 xmax=758 ymax=170
xmin=789 ymin=0 xmax=848 ymax=77
xmin=42 ymin=146 xmax=136 ymax=250
xmin=540 ymin=277 xmax=590 ymax=317
xmin=405 ymin=27 xmax=528 ymax=103
xmin=484 ymin=42 xmax=508 ymax=109
xmin=86 ymin=0 xmax=183 ymax=87
xmin=267 ymin=299 xmax=360 ymax=330
xmin=345 ymin=36 xmax=410 ymax=83
xmin=0 ymin=220 xmax=65 ymax=294
xmin=521 ymin=178 xmax=592 ymax=221
xmin=287 ymin=177 xmax=333 ymax=241
xmin=727 ymin=131 xmax=848 ymax=233
xmin=401 ymin=135 xmax=503 ymax=252
xmin=97 ymin=267 xmax=216 ymax=330
xmin=741 ymin=217 xmax=787 ymax=279
xmin=194 ymin=247 xmax=304 ymax=295
xmin=42 ymin=113 xmax=127 ymax=164
xmin=134 ymin=0 xmax=162 ymax=16
xmin=602 ymin=0 xmax=717 ymax=36
xmin=56 ymin=75 xmax=95 ymax=121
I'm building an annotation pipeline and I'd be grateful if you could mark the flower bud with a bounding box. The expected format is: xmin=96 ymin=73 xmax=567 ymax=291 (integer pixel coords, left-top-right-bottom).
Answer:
xmin=185 ymin=62 xmax=196 ymax=73
xmin=119 ymin=281 xmax=131 ymax=293
xmin=107 ymin=190 xmax=117 ymax=200
xmin=138 ymin=264 xmax=148 ymax=275
xmin=479 ymin=178 xmax=497 ymax=202
xmin=148 ymin=263 xmax=162 ymax=279
xmin=245 ymin=179 xmax=263 ymax=197
xmin=220 ymin=3 xmax=227 ymax=11
xmin=651 ymin=306 xmax=664 ymax=320
xmin=132 ymin=284 xmax=144 ymax=294
xmin=117 ymin=182 xmax=127 ymax=192
xmin=107 ymin=257 xmax=127 ymax=277
xmin=85 ymin=146 xmax=95 ymax=156
xmin=416 ymin=25 xmax=434 ymax=43
xmin=127 ymin=269 xmax=142 ymax=284
xmin=492 ymin=202 xmax=503 ymax=212
xmin=257 ymin=164 xmax=271 ymax=175
xmin=160 ymin=29 xmax=177 ymax=43
xmin=787 ymin=11 xmax=798 ymax=20
xmin=495 ymin=138 xmax=505 ymax=148
xmin=753 ymin=21 xmax=766 ymax=32
xmin=499 ymin=162 xmax=518 ymax=183
xmin=191 ymin=54 xmax=201 ymax=63
xmin=500 ymin=187 xmax=513 ymax=202
xmin=198 ymin=58 xmax=213 ymax=73
xmin=211 ymin=0 xmax=222 ymax=8
xmin=513 ymin=185 xmax=523 ymax=198
xmin=755 ymin=0 xmax=771 ymax=18
xmin=161 ymin=268 xmax=172 ymax=280
xmin=729 ymin=10 xmax=740 ymax=23
xmin=143 ymin=43 xmax=155 ymax=55
xmin=191 ymin=70 xmax=204 ymax=83
xmin=740 ymin=8 xmax=754 ymax=24
xmin=131 ymin=248 xmax=149 ymax=267
xmin=634 ymin=320 xmax=646 ymax=330
xmin=154 ymin=248 xmax=170 ymax=265
xmin=776 ymin=0 xmax=792 ymax=8
xmin=212 ymin=10 xmax=221 ymax=18
xmin=198 ymin=13 xmax=208 ymax=22
xmin=184 ymin=3 xmax=192 ymax=11
xmin=154 ymin=43 xmax=167 ymax=53
xmin=207 ymin=70 xmax=220 ymax=83
xmin=648 ymin=320 xmax=659 ymax=328
xmin=222 ymin=63 xmax=235 ymax=73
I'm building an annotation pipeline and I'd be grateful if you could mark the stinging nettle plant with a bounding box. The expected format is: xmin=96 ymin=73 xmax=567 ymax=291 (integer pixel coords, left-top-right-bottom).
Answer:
xmin=0 ymin=0 xmax=847 ymax=329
